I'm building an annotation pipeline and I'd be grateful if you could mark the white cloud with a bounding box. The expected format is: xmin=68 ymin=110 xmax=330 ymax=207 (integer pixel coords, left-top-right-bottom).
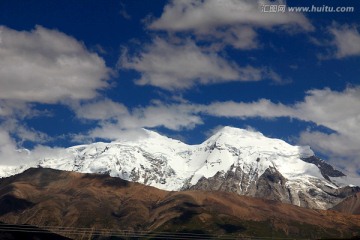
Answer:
xmin=73 ymin=99 xmax=129 ymax=121
xmin=119 ymin=38 xmax=284 ymax=90
xmin=293 ymin=87 xmax=360 ymax=138
xmin=126 ymin=103 xmax=202 ymax=130
xmin=201 ymin=87 xmax=360 ymax=140
xmin=149 ymin=0 xmax=313 ymax=49
xmin=299 ymin=131 xmax=360 ymax=160
xmin=203 ymin=99 xmax=293 ymax=118
xmin=0 ymin=127 xmax=69 ymax=166
xmin=329 ymin=24 xmax=360 ymax=58
xmin=299 ymin=131 xmax=360 ymax=176
xmin=150 ymin=0 xmax=312 ymax=31
xmin=119 ymin=2 xmax=131 ymax=20
xmin=294 ymin=87 xmax=360 ymax=175
xmin=211 ymin=26 xmax=259 ymax=50
xmin=0 ymin=119 xmax=51 ymax=164
xmin=0 ymin=129 xmax=18 ymax=165
xmin=120 ymin=38 xmax=239 ymax=89
xmin=0 ymin=101 xmax=33 ymax=118
xmin=1 ymin=120 xmax=50 ymax=144
xmin=0 ymin=25 xmax=111 ymax=103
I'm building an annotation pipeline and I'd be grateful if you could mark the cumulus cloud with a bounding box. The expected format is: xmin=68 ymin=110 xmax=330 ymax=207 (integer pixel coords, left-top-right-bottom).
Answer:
xmin=294 ymin=87 xmax=360 ymax=138
xmin=329 ymin=24 xmax=360 ymax=58
xmin=0 ymin=25 xmax=111 ymax=103
xmin=149 ymin=0 xmax=313 ymax=49
xmin=119 ymin=38 xmax=284 ymax=90
xmin=294 ymin=87 xmax=360 ymax=175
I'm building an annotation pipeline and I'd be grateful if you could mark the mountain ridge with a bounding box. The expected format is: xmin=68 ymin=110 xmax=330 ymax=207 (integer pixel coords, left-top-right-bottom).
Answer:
xmin=1 ymin=126 xmax=359 ymax=210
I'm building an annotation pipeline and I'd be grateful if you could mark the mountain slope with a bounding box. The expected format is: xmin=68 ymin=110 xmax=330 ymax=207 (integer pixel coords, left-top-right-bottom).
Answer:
xmin=1 ymin=126 xmax=359 ymax=210
xmin=332 ymin=192 xmax=360 ymax=215
xmin=0 ymin=168 xmax=360 ymax=239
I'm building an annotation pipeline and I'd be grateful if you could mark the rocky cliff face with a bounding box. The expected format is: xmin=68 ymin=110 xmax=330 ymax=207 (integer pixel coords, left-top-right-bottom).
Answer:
xmin=185 ymin=164 xmax=357 ymax=209
xmin=184 ymin=166 xmax=290 ymax=202
xmin=301 ymin=156 xmax=345 ymax=180
xmin=1 ymin=126 xmax=359 ymax=210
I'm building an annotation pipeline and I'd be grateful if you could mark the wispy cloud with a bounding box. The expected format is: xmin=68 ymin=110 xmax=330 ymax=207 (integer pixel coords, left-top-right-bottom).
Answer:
xmin=119 ymin=2 xmax=131 ymax=20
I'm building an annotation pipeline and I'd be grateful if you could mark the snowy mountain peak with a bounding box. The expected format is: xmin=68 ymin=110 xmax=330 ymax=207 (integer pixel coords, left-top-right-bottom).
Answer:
xmin=205 ymin=126 xmax=314 ymax=158
xmin=0 ymin=126 xmax=359 ymax=210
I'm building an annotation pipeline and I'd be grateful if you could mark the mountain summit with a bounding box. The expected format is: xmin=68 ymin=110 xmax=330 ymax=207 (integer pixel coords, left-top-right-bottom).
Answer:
xmin=1 ymin=126 xmax=359 ymax=209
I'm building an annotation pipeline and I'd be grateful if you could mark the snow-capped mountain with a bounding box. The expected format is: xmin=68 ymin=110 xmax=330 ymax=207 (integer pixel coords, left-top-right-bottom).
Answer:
xmin=1 ymin=126 xmax=359 ymax=210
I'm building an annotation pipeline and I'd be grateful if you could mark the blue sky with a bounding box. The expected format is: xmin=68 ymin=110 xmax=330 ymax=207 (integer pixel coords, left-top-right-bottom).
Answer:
xmin=0 ymin=0 xmax=359 ymax=175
